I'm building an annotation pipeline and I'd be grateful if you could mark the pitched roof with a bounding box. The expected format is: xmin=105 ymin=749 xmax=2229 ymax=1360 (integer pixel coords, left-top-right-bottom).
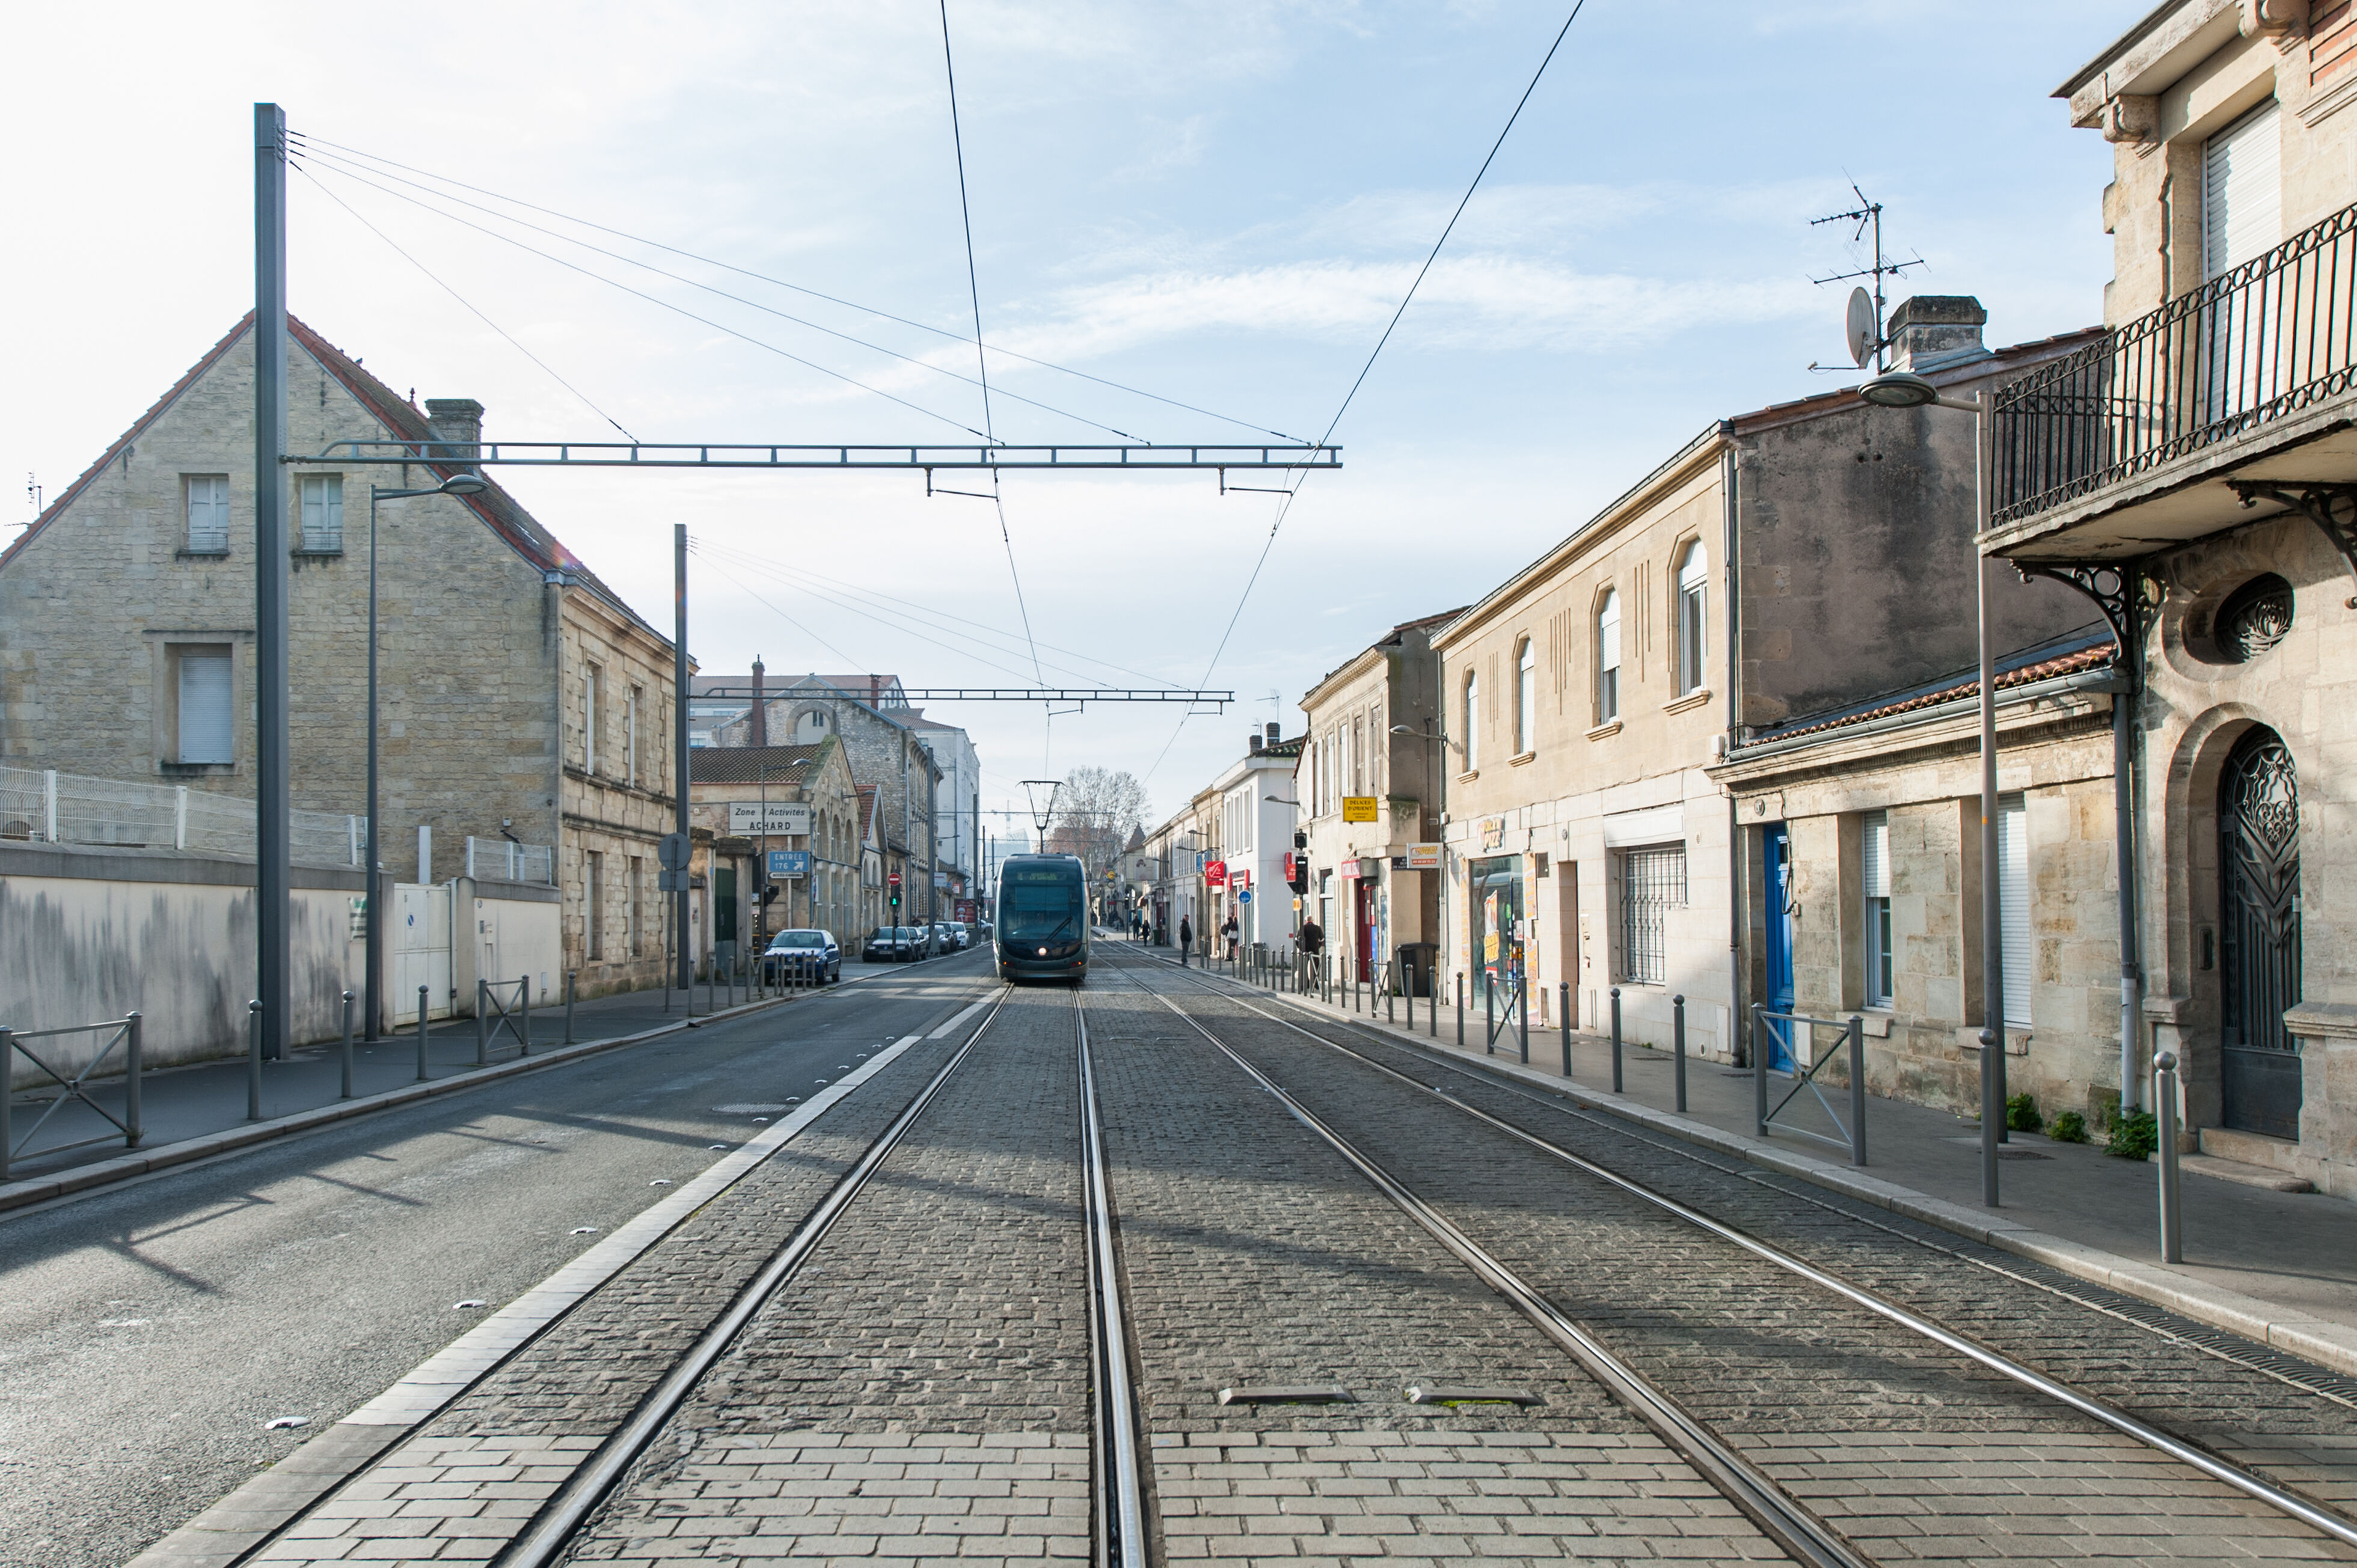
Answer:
xmin=689 ymin=740 xmax=834 ymax=783
xmin=3 ymin=313 xmax=667 ymax=649
xmin=857 ymin=785 xmax=880 ymax=841
xmin=1744 ymin=624 xmax=2117 ymax=746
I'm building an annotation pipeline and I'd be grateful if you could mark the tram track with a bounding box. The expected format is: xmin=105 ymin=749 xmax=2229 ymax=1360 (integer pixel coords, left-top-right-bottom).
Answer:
xmin=1102 ymin=943 xmax=2357 ymax=1564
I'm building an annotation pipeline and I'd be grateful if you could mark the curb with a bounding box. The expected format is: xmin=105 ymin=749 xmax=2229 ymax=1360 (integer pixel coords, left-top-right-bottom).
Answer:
xmin=1154 ymin=952 xmax=2357 ymax=1382
xmin=0 ymin=952 xmax=976 ymax=1217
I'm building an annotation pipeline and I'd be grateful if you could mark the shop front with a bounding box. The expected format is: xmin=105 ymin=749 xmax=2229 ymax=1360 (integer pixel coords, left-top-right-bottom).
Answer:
xmin=1468 ymin=854 xmax=1524 ymax=1003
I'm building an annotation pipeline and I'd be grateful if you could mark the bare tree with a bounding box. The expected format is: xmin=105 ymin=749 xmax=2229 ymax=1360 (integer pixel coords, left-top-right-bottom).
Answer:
xmin=1049 ymin=766 xmax=1148 ymax=889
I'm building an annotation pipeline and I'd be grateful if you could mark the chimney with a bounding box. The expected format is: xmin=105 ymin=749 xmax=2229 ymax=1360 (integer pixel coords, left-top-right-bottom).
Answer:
xmin=424 ymin=398 xmax=485 ymax=470
xmin=1249 ymin=731 xmax=1264 ymax=753
xmin=1884 ymin=297 xmax=1988 ymax=375
xmin=749 ymin=658 xmax=767 ymax=747
xmin=1265 ymin=722 xmax=1281 ymax=746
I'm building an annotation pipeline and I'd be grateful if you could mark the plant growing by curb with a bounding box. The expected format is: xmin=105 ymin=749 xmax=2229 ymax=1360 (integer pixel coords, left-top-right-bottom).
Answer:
xmin=2106 ymin=1109 xmax=2159 ymax=1160
xmin=2005 ymin=1092 xmax=2043 ymax=1133
xmin=2050 ymin=1110 xmax=2088 ymax=1143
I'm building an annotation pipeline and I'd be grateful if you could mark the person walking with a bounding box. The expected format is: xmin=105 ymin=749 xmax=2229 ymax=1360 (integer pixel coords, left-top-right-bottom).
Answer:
xmin=1178 ymin=915 xmax=1192 ymax=966
xmin=1298 ymin=914 xmax=1325 ymax=994
xmin=1222 ymin=913 xmax=1240 ymax=966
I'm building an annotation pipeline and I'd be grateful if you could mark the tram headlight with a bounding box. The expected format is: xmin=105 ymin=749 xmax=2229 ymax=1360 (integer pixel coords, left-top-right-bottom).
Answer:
xmin=1038 ymin=946 xmax=1048 ymax=957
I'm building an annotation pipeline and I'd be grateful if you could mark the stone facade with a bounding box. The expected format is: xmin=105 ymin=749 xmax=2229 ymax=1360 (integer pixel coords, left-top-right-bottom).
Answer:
xmin=687 ymin=738 xmax=864 ymax=949
xmin=0 ymin=314 xmax=678 ymax=1014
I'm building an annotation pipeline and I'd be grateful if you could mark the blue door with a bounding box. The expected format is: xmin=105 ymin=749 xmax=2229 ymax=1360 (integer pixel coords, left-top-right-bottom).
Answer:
xmin=1763 ymin=825 xmax=1796 ymax=1070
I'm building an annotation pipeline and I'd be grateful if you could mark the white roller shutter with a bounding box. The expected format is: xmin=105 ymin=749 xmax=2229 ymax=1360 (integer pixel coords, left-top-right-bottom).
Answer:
xmin=2204 ymin=100 xmax=2281 ymax=279
xmin=1997 ymin=795 xmax=2031 ymax=1026
xmin=1862 ymin=813 xmax=1890 ymax=900
xmin=179 ymin=651 xmax=233 ymax=764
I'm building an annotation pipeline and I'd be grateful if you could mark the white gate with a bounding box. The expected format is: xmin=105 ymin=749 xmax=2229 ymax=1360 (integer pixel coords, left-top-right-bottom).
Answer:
xmin=393 ymin=882 xmax=455 ymax=1023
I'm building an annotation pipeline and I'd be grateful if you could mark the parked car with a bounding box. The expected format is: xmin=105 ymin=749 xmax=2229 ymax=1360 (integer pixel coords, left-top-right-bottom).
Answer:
xmin=763 ymin=929 xmax=841 ymax=984
xmin=862 ymin=926 xmax=921 ymax=963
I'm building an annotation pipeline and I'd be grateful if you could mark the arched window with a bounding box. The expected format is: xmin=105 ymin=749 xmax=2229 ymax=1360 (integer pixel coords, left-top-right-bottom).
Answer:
xmin=1676 ymin=542 xmax=1708 ymax=696
xmin=1597 ymin=590 xmax=1622 ymax=723
xmin=1515 ymin=638 xmax=1536 ymax=755
xmin=1463 ymin=671 xmax=1479 ymax=771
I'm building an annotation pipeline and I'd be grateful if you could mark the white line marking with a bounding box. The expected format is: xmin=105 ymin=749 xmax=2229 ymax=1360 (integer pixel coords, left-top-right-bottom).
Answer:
xmin=930 ymin=996 xmax=995 ymax=1039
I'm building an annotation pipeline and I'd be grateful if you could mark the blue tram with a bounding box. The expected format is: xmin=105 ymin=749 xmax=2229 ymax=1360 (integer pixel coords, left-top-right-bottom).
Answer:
xmin=995 ymin=853 xmax=1090 ymax=984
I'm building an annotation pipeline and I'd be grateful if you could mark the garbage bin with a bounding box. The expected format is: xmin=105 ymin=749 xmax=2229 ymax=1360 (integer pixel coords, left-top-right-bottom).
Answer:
xmin=1397 ymin=942 xmax=1438 ymax=999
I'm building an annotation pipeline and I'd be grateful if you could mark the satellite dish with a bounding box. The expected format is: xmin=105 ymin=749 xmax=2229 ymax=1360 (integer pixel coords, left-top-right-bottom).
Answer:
xmin=1845 ymin=286 xmax=1878 ymax=369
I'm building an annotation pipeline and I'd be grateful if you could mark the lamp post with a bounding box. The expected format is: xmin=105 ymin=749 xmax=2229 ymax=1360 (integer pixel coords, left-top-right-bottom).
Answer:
xmin=1857 ymin=370 xmax=2005 ymax=1206
xmin=365 ymin=474 xmax=488 ymax=1041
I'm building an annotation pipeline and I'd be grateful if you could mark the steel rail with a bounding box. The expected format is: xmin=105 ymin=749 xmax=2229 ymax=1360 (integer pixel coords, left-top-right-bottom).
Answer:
xmin=1139 ymin=953 xmax=2357 ymax=1552
xmin=1112 ymin=964 xmax=1871 ymax=1568
xmin=501 ymin=985 xmax=1016 ymax=1567
xmin=1075 ymin=991 xmax=1150 ymax=1568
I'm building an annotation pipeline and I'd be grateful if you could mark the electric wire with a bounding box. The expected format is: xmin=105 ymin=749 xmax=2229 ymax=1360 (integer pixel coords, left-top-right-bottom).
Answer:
xmin=291 ymin=138 xmax=1151 ymax=444
xmin=296 ymin=155 xmax=996 ymax=443
xmin=292 ymin=131 xmax=1311 ymax=443
xmin=937 ymin=0 xmax=1048 ymax=699
xmin=1143 ymin=3 xmax=1588 ymax=785
xmin=289 ymin=160 xmax=640 ymax=442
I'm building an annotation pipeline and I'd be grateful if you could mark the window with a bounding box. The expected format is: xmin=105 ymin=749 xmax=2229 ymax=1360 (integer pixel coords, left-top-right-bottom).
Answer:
xmin=1676 ymin=543 xmax=1707 ymax=696
xmin=298 ymin=473 xmax=343 ymax=553
xmin=1618 ymin=844 xmax=1685 ymax=985
xmin=1351 ymin=717 xmax=1364 ymax=795
xmin=1863 ymin=812 xmax=1893 ymax=1008
xmin=2203 ymin=99 xmax=2281 ymax=280
xmin=586 ymin=850 xmax=605 ymax=961
xmin=628 ymin=856 xmax=644 ymax=956
xmin=1515 ymin=638 xmax=1536 ymax=754
xmin=1596 ymin=590 xmax=1622 ymax=723
xmin=176 ymin=646 xmax=233 ymax=764
xmin=185 ymin=476 xmax=230 ymax=553
xmin=627 ymin=685 xmax=642 ymax=786
xmin=1997 ymin=794 xmax=2031 ymax=1026
xmin=584 ymin=665 xmax=603 ymax=774
xmin=1463 ymin=672 xmax=1479 ymax=771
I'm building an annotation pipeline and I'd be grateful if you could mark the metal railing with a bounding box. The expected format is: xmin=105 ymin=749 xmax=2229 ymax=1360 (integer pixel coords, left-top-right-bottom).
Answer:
xmin=1994 ymin=200 xmax=2357 ymax=525
xmin=476 ymin=978 xmax=532 ymax=1065
xmin=1484 ymin=973 xmax=1528 ymax=1063
xmin=3 ymin=1013 xmax=143 ymax=1180
xmin=1751 ymin=1005 xmax=1867 ymax=1166
xmin=0 ymin=765 xmax=361 ymax=868
xmin=464 ymin=836 xmax=555 ymax=885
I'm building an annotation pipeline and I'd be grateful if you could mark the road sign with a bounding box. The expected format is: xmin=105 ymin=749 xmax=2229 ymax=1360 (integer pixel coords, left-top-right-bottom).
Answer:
xmin=1342 ymin=795 xmax=1378 ymax=823
xmin=769 ymin=850 xmax=811 ymax=878
xmin=1240 ymin=889 xmax=1252 ymax=904
xmin=888 ymin=871 xmax=903 ymax=886
xmin=729 ymin=801 xmax=812 ymax=836
xmin=658 ymin=832 xmax=691 ymax=871
xmin=658 ymin=868 xmax=687 ymax=892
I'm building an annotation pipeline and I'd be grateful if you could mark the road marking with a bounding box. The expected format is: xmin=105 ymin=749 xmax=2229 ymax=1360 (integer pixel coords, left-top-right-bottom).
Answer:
xmin=930 ymin=996 xmax=995 ymax=1038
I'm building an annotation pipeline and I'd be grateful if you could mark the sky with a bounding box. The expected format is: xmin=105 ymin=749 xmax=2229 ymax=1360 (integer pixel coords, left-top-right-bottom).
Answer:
xmin=0 ymin=1 xmax=2137 ymax=836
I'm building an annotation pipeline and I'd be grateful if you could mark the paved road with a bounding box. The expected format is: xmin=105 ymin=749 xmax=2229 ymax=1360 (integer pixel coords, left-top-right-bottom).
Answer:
xmin=0 ymin=952 xmax=995 ymax=1568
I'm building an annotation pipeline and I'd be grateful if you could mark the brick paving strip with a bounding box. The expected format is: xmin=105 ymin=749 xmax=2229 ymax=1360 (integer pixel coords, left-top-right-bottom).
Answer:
xmin=124 ymin=986 xmax=992 ymax=1568
xmin=1115 ymin=957 xmax=2357 ymax=1566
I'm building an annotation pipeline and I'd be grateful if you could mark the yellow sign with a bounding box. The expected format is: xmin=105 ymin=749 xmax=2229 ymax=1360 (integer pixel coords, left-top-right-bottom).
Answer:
xmin=1342 ymin=795 xmax=1379 ymax=823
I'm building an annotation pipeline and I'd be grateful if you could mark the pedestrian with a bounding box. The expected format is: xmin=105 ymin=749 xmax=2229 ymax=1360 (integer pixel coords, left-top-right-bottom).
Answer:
xmin=1299 ymin=914 xmax=1323 ymax=961
xmin=1222 ymin=913 xmax=1239 ymax=965
xmin=1179 ymin=915 xmax=1192 ymax=966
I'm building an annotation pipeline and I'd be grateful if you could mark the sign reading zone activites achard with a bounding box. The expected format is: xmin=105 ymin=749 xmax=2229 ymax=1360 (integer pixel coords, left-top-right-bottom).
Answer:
xmin=729 ymin=801 xmax=814 ymax=836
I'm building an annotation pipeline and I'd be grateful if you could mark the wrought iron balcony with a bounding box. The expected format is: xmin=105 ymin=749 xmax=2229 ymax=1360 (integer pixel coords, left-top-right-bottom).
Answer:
xmin=1993 ymin=201 xmax=2357 ymax=533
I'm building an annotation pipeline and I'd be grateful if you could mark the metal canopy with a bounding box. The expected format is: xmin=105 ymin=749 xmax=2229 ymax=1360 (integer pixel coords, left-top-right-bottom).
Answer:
xmin=289 ymin=439 xmax=1339 ymax=471
xmin=697 ymin=684 xmax=1230 ymax=705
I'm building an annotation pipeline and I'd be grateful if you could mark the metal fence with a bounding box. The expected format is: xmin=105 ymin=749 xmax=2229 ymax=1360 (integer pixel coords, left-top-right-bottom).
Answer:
xmin=1751 ymin=1006 xmax=1867 ymax=1166
xmin=464 ymin=835 xmax=555 ymax=885
xmin=0 ymin=765 xmax=361 ymax=868
xmin=1994 ymin=199 xmax=2357 ymax=525
xmin=4 ymin=1014 xmax=143 ymax=1181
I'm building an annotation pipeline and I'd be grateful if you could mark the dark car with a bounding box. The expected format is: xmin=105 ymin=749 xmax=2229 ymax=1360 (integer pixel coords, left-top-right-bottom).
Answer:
xmin=763 ymin=928 xmax=841 ymax=984
xmin=862 ymin=926 xmax=920 ymax=963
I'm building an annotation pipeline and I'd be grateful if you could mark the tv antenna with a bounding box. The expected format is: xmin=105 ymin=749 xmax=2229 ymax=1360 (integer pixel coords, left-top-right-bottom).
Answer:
xmin=1808 ymin=185 xmax=1923 ymax=372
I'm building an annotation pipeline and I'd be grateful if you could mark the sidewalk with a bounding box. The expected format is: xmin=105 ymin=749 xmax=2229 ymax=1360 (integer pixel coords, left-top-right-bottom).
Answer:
xmin=1181 ymin=954 xmax=2357 ymax=1376
xmin=0 ymin=958 xmax=943 ymax=1211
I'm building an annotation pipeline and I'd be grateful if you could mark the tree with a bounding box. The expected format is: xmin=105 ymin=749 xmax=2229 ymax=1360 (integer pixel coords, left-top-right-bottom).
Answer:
xmin=1048 ymin=766 xmax=1148 ymax=889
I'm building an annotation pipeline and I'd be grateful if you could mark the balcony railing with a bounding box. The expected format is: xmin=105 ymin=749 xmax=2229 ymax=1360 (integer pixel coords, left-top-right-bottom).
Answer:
xmin=1993 ymin=201 xmax=2357 ymax=527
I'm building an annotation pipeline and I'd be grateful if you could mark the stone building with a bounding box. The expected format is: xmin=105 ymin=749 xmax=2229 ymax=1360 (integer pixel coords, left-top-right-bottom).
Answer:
xmin=1297 ymin=610 xmax=1458 ymax=988
xmin=687 ymin=737 xmax=863 ymax=958
xmin=1434 ymin=301 xmax=2098 ymax=1074
xmin=1984 ymin=0 xmax=2357 ymax=1193
xmin=0 ymin=312 xmax=678 ymax=1017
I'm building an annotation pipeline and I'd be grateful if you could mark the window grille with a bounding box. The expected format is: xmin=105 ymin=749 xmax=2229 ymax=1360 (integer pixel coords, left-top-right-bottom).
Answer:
xmin=1617 ymin=844 xmax=1684 ymax=984
xmin=185 ymin=475 xmax=230 ymax=553
xmin=299 ymin=473 xmax=343 ymax=552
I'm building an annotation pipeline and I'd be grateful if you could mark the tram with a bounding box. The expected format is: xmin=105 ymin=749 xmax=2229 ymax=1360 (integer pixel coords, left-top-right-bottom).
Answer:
xmin=995 ymin=853 xmax=1090 ymax=984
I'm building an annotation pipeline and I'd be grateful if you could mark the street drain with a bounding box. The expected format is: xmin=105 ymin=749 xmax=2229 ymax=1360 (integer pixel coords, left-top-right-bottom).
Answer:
xmin=1405 ymin=1384 xmax=1540 ymax=1407
xmin=1216 ymin=1385 xmax=1350 ymax=1406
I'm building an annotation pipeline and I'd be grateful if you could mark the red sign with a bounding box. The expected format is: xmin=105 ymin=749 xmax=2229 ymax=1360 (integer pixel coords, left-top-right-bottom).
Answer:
xmin=1205 ymin=859 xmax=1227 ymax=888
xmin=1232 ymin=869 xmax=1251 ymax=891
xmin=955 ymin=899 xmax=976 ymax=922
xmin=888 ymin=871 xmax=902 ymax=886
xmin=1282 ymin=851 xmax=1298 ymax=885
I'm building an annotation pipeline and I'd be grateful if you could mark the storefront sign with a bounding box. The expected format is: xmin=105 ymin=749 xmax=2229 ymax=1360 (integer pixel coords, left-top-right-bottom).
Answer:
xmin=1206 ymin=859 xmax=1227 ymax=887
xmin=1405 ymin=842 xmax=1441 ymax=871
xmin=1341 ymin=795 xmax=1379 ymax=823
xmin=1479 ymin=815 xmax=1507 ymax=851
xmin=1231 ymin=869 xmax=1251 ymax=891
xmin=729 ymin=801 xmax=812 ymax=836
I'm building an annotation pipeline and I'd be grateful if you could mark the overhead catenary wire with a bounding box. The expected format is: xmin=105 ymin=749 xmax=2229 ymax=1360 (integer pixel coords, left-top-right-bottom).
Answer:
xmin=1143 ymin=2 xmax=1589 ymax=785
xmin=289 ymin=160 xmax=640 ymax=442
xmin=292 ymin=132 xmax=1311 ymax=443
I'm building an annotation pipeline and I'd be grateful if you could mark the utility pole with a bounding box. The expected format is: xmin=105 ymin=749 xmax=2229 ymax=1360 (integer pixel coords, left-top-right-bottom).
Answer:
xmin=254 ymin=103 xmax=292 ymax=1059
xmin=675 ymin=524 xmax=692 ymax=990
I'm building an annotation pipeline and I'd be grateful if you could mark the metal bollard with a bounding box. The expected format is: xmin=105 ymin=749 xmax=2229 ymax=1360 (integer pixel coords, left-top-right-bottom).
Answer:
xmin=519 ymin=976 xmax=531 ymax=1056
xmin=1518 ymin=980 xmax=1528 ymax=1065
xmin=1484 ymin=976 xmax=1494 ymax=1055
xmin=1560 ymin=982 xmax=1572 ymax=1079
xmin=1610 ymin=987 xmax=1623 ymax=1094
xmin=1672 ymin=994 xmax=1688 ymax=1112
xmin=476 ymin=979 xmax=490 ymax=1067
xmin=565 ymin=971 xmax=577 ymax=1044
xmin=0 ymin=1029 xmax=11 ymax=1181
xmin=1388 ymin=964 xmax=1396 ymax=1025
xmin=125 ymin=1012 xmax=144 ymax=1146
xmin=1753 ymin=1004 xmax=1768 ymax=1135
xmin=340 ymin=991 xmax=355 ymax=1099
xmin=248 ymin=1000 xmax=264 ymax=1121
xmin=1847 ymin=1014 xmax=1867 ymax=1166
xmin=417 ymin=985 xmax=431 ymax=1081
xmin=1457 ymin=973 xmax=1465 ymax=1047
xmin=2156 ymin=1050 xmax=2183 ymax=1263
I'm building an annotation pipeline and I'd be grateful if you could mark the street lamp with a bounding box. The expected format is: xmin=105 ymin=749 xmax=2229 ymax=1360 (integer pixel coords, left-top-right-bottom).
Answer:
xmin=1859 ymin=369 xmax=2006 ymax=1207
xmin=365 ymin=473 xmax=488 ymax=1042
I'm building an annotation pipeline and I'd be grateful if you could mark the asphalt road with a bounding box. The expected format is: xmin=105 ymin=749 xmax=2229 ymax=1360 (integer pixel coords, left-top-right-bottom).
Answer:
xmin=0 ymin=951 xmax=995 ymax=1568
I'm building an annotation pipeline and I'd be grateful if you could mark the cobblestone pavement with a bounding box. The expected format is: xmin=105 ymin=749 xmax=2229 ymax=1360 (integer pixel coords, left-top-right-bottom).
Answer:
xmin=1103 ymin=951 xmax=2357 ymax=1564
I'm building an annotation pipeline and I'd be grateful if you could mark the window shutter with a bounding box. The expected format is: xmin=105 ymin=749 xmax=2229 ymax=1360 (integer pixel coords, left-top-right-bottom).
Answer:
xmin=188 ymin=476 xmax=229 ymax=552
xmin=179 ymin=652 xmax=233 ymax=764
xmin=1862 ymin=813 xmax=1889 ymax=899
xmin=2204 ymin=100 xmax=2281 ymax=278
xmin=1997 ymin=795 xmax=2032 ymax=1026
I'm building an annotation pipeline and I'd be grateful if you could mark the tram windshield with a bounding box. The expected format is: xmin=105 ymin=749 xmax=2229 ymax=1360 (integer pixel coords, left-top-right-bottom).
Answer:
xmin=999 ymin=866 xmax=1082 ymax=943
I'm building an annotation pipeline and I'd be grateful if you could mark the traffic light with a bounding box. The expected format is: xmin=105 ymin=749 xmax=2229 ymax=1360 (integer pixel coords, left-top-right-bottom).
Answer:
xmin=1287 ymin=852 xmax=1308 ymax=894
xmin=890 ymin=887 xmax=900 ymax=910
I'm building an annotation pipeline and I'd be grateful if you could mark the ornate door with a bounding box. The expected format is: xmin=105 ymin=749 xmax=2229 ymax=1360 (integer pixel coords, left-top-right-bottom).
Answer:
xmin=2220 ymin=728 xmax=2302 ymax=1139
